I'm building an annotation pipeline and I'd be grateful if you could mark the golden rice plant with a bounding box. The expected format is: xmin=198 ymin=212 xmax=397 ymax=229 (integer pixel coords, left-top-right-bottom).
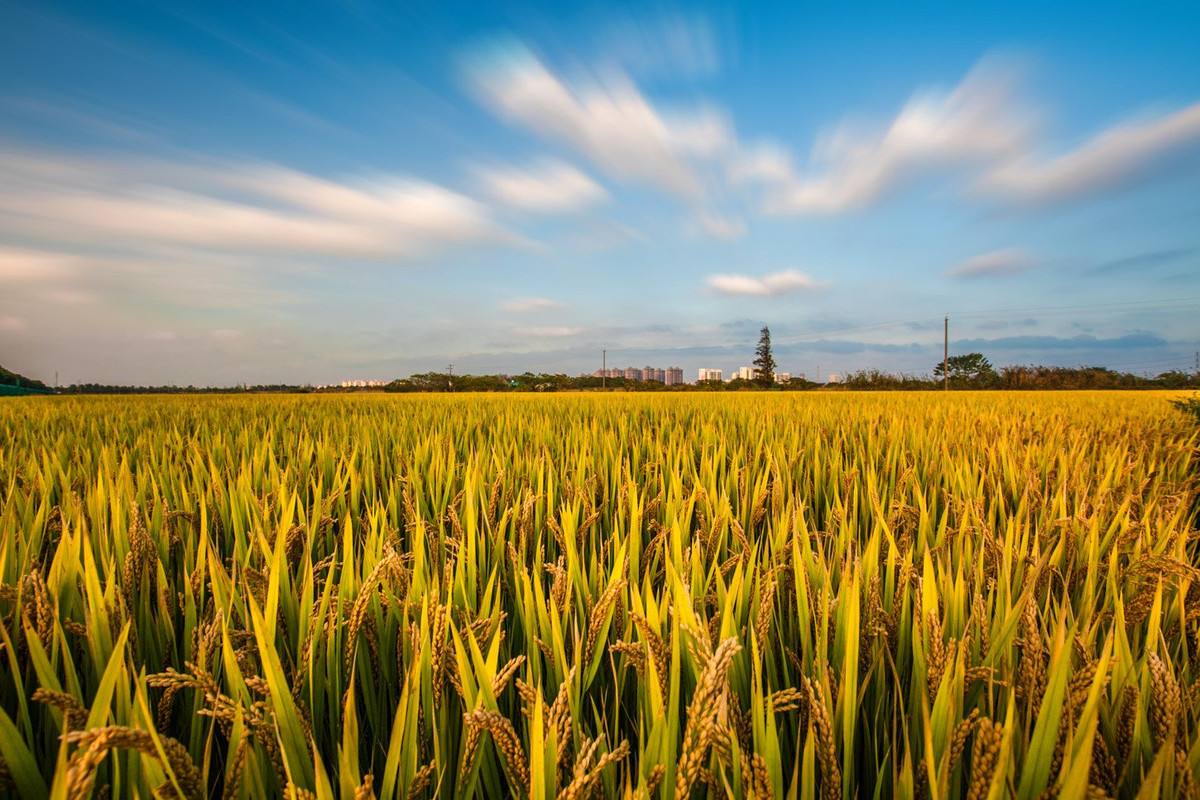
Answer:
xmin=0 ymin=390 xmax=1196 ymax=799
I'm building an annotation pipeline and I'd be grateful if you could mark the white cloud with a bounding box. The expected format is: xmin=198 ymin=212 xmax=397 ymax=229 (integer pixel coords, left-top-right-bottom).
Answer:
xmin=979 ymin=103 xmax=1200 ymax=202
xmin=515 ymin=325 xmax=582 ymax=337
xmin=753 ymin=58 xmax=1200 ymax=215
xmin=0 ymin=248 xmax=78 ymax=282
xmin=947 ymin=248 xmax=1035 ymax=278
xmin=41 ymin=288 xmax=95 ymax=305
xmin=707 ymin=269 xmax=824 ymax=296
xmin=477 ymin=160 xmax=607 ymax=213
xmin=0 ymin=147 xmax=516 ymax=261
xmin=465 ymin=42 xmax=733 ymax=198
xmin=696 ymin=212 xmax=746 ymax=240
xmin=597 ymin=14 xmax=721 ymax=79
xmin=501 ymin=296 xmax=564 ymax=313
xmin=763 ymin=59 xmax=1031 ymax=214
xmin=727 ymin=143 xmax=794 ymax=185
xmin=567 ymin=221 xmax=645 ymax=251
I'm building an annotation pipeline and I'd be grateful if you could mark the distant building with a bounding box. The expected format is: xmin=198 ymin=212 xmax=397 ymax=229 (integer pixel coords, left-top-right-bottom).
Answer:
xmin=732 ymin=366 xmax=755 ymax=381
xmin=698 ymin=368 xmax=723 ymax=382
xmin=665 ymin=367 xmax=684 ymax=386
xmin=774 ymin=372 xmax=792 ymax=384
xmin=826 ymin=372 xmax=842 ymax=384
xmin=596 ymin=366 xmax=678 ymax=382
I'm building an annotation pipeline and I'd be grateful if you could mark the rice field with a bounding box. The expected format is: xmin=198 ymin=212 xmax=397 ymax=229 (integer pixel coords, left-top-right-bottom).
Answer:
xmin=0 ymin=391 xmax=1197 ymax=799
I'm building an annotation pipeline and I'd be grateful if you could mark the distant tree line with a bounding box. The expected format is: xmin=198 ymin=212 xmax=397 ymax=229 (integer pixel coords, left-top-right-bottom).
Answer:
xmin=839 ymin=353 xmax=1200 ymax=390
xmin=0 ymin=364 xmax=50 ymax=392
xmin=382 ymin=371 xmax=822 ymax=393
xmin=5 ymin=355 xmax=1197 ymax=395
xmin=54 ymin=383 xmax=320 ymax=395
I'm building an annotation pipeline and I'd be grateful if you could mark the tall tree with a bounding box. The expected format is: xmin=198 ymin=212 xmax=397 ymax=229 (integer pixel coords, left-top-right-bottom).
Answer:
xmin=753 ymin=326 xmax=776 ymax=387
xmin=933 ymin=352 xmax=997 ymax=386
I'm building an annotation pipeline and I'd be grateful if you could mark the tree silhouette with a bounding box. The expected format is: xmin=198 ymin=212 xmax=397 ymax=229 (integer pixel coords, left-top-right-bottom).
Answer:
xmin=753 ymin=326 xmax=777 ymax=387
xmin=933 ymin=353 xmax=997 ymax=386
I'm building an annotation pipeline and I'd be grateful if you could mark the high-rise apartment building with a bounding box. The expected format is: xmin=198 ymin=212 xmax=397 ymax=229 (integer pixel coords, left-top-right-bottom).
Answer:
xmin=732 ymin=366 xmax=755 ymax=381
xmin=698 ymin=368 xmax=723 ymax=382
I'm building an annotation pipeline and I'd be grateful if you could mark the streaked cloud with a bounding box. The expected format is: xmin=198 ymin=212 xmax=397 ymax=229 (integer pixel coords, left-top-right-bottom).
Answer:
xmin=947 ymin=248 xmax=1035 ymax=278
xmin=476 ymin=159 xmax=607 ymax=213
xmin=514 ymin=325 xmax=582 ymax=337
xmin=727 ymin=143 xmax=793 ymax=185
xmin=954 ymin=331 xmax=1166 ymax=351
xmin=597 ymin=13 xmax=721 ymax=79
xmin=0 ymin=315 xmax=27 ymax=332
xmin=501 ymin=296 xmax=564 ymax=313
xmin=0 ymin=147 xmax=517 ymax=261
xmin=751 ymin=57 xmax=1200 ymax=215
xmin=464 ymin=41 xmax=732 ymax=198
xmin=566 ymin=221 xmax=645 ymax=251
xmin=0 ymin=247 xmax=79 ymax=282
xmin=981 ymin=103 xmax=1200 ymax=203
xmin=1087 ymin=247 xmax=1195 ymax=275
xmin=760 ymin=59 xmax=1031 ymax=214
xmin=696 ymin=212 xmax=746 ymax=240
xmin=707 ymin=269 xmax=824 ymax=296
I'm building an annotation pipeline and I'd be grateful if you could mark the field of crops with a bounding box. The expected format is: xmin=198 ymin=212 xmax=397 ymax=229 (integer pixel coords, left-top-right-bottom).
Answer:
xmin=0 ymin=392 xmax=1197 ymax=799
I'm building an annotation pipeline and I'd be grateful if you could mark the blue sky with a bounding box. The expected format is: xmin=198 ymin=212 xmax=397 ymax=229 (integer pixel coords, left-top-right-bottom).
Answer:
xmin=1 ymin=0 xmax=1198 ymax=384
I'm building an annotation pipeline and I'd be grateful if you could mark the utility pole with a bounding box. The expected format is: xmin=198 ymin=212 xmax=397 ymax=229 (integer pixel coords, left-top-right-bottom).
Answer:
xmin=943 ymin=316 xmax=949 ymax=391
xmin=602 ymin=349 xmax=606 ymax=390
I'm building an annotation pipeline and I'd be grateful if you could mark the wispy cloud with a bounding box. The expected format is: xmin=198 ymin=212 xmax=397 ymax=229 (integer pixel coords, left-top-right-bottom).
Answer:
xmin=464 ymin=41 xmax=732 ymax=198
xmin=1086 ymin=247 xmax=1195 ymax=275
xmin=758 ymin=58 xmax=1031 ymax=214
xmin=980 ymin=103 xmax=1200 ymax=203
xmin=696 ymin=212 xmax=746 ymax=240
xmin=947 ymin=248 xmax=1035 ymax=278
xmin=476 ymin=159 xmax=607 ymax=213
xmin=707 ymin=270 xmax=824 ymax=296
xmin=501 ymin=296 xmax=564 ymax=313
xmin=0 ymin=247 xmax=78 ymax=282
xmin=749 ymin=57 xmax=1200 ymax=215
xmin=954 ymin=331 xmax=1167 ymax=351
xmin=514 ymin=325 xmax=582 ymax=337
xmin=596 ymin=13 xmax=722 ymax=79
xmin=0 ymin=315 xmax=27 ymax=332
xmin=0 ymin=147 xmax=519 ymax=261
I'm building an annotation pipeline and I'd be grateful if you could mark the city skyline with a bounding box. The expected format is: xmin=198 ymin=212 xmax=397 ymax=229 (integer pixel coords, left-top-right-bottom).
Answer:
xmin=1 ymin=1 xmax=1199 ymax=385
